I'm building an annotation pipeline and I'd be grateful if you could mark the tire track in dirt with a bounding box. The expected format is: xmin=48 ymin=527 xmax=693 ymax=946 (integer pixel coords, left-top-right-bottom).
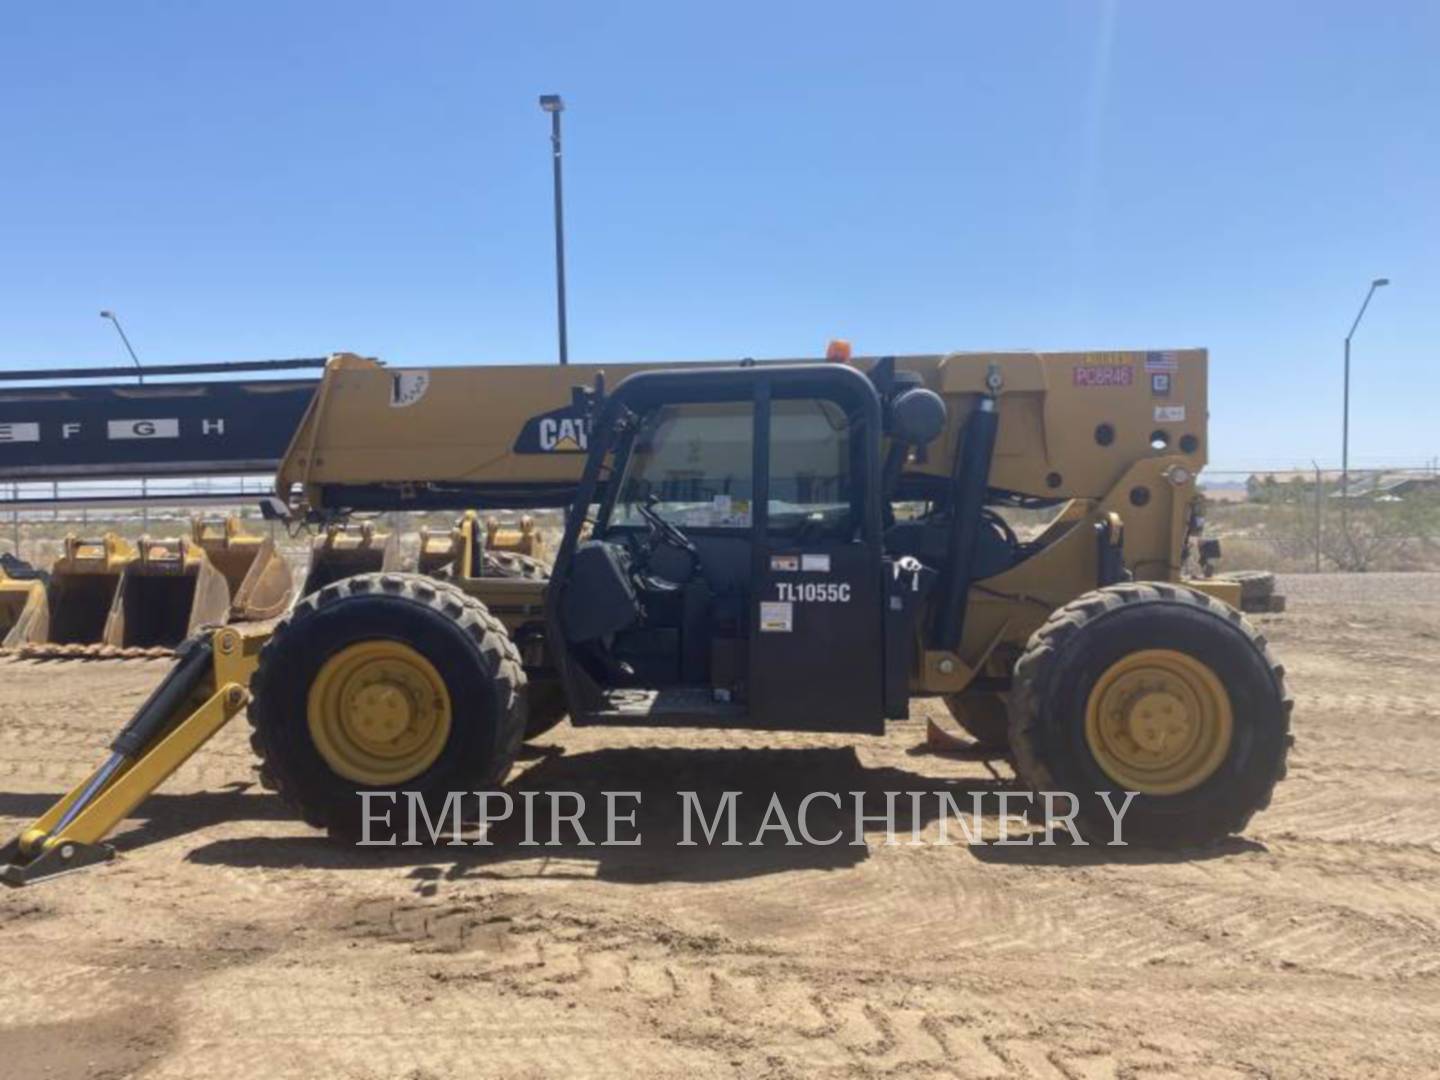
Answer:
xmin=1106 ymin=877 xmax=1440 ymax=980
xmin=1260 ymin=780 xmax=1437 ymax=846
xmin=5 ymin=576 xmax=1440 ymax=1077
xmin=1295 ymin=690 xmax=1440 ymax=721
xmin=335 ymin=892 xmax=1285 ymax=1079
xmin=793 ymin=847 xmax=1440 ymax=982
xmin=0 ymin=657 xmax=260 ymax=795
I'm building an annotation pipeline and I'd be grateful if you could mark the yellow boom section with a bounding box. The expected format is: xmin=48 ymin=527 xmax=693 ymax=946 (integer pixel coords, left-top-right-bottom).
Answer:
xmin=278 ymin=349 xmax=1208 ymax=516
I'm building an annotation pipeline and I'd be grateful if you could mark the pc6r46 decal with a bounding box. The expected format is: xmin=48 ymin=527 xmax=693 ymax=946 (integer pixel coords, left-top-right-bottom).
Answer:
xmin=1073 ymin=364 xmax=1134 ymax=388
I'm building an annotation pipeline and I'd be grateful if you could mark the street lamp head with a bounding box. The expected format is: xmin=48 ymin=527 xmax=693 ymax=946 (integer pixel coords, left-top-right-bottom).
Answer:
xmin=1373 ymin=277 xmax=1390 ymax=287
xmin=99 ymin=310 xmax=114 ymax=320
xmin=539 ymin=94 xmax=564 ymax=113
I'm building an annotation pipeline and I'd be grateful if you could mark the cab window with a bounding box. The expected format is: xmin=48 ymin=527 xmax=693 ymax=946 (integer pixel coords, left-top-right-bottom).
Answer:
xmin=614 ymin=401 xmax=755 ymax=528
xmin=768 ymin=397 xmax=855 ymax=538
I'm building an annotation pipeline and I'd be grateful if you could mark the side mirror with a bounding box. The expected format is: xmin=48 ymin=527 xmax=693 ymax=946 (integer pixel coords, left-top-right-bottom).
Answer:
xmin=889 ymin=388 xmax=947 ymax=447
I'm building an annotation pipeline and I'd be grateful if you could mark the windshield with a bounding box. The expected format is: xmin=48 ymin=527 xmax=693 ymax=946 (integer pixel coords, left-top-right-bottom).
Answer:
xmin=612 ymin=397 xmax=855 ymax=537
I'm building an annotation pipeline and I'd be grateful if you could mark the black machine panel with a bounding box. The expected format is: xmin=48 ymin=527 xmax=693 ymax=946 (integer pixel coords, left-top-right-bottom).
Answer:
xmin=749 ymin=540 xmax=884 ymax=733
xmin=561 ymin=541 xmax=642 ymax=643
xmin=0 ymin=379 xmax=318 ymax=481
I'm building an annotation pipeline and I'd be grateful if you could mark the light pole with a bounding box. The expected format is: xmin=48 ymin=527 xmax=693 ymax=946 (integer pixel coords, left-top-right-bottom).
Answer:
xmin=1340 ymin=278 xmax=1389 ymax=512
xmin=99 ymin=310 xmax=145 ymax=384
xmin=539 ymin=94 xmax=569 ymax=365
xmin=99 ymin=309 xmax=149 ymax=526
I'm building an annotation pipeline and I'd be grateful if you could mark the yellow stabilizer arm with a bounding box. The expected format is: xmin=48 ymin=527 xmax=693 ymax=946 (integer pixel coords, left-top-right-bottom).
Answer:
xmin=0 ymin=625 xmax=267 ymax=886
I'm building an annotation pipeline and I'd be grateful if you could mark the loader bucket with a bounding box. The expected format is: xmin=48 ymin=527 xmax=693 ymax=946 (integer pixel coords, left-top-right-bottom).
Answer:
xmin=106 ymin=538 xmax=232 ymax=649
xmin=191 ymin=517 xmax=296 ymax=621
xmin=0 ymin=556 xmax=47 ymax=645
xmin=300 ymin=522 xmax=400 ymax=597
xmin=10 ymin=535 xmax=137 ymax=647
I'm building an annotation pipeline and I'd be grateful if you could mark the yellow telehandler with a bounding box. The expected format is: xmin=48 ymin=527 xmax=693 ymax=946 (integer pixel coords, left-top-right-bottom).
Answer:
xmin=1 ymin=347 xmax=1291 ymax=883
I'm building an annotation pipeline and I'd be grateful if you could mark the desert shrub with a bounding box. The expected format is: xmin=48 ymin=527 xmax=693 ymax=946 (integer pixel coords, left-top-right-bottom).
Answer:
xmin=1322 ymin=499 xmax=1440 ymax=572
xmin=1207 ymin=495 xmax=1440 ymax=573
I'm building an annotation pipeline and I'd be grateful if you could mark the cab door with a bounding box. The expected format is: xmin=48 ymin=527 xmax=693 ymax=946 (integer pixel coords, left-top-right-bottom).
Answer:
xmin=748 ymin=380 xmax=885 ymax=733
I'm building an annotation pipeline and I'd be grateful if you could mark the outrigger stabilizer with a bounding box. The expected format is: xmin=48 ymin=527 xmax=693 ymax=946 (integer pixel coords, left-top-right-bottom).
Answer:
xmin=0 ymin=625 xmax=267 ymax=885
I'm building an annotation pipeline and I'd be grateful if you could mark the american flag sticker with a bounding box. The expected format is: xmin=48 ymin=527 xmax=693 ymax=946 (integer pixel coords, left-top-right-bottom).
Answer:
xmin=1144 ymin=351 xmax=1179 ymax=373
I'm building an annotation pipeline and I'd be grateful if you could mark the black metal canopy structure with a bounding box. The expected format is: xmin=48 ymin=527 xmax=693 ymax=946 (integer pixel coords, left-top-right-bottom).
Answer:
xmin=0 ymin=360 xmax=322 ymax=489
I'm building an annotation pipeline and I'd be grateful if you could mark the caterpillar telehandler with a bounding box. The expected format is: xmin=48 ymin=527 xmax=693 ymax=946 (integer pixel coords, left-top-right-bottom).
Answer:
xmin=0 ymin=347 xmax=1292 ymax=883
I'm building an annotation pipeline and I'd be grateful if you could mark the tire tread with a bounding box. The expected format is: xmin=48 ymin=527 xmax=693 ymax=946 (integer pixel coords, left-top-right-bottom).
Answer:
xmin=248 ymin=572 xmax=527 ymax=836
xmin=1009 ymin=583 xmax=1292 ymax=847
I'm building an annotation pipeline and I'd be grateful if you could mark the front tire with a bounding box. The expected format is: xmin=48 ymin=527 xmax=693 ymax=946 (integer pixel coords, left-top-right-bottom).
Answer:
xmin=248 ymin=572 xmax=526 ymax=839
xmin=1010 ymin=583 xmax=1291 ymax=848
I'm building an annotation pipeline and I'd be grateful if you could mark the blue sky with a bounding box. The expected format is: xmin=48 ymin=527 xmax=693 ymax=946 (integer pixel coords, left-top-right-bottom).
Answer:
xmin=1 ymin=2 xmax=1435 ymax=473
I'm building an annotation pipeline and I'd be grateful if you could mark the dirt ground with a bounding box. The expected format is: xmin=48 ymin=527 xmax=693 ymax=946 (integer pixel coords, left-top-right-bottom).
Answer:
xmin=1 ymin=574 xmax=1438 ymax=1079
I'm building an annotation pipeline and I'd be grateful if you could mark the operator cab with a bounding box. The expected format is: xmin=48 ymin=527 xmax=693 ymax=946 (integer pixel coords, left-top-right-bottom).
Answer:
xmin=547 ymin=364 xmax=940 ymax=734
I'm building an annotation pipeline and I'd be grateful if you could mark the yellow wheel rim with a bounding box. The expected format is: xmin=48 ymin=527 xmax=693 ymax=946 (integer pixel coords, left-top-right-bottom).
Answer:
xmin=1084 ymin=649 xmax=1232 ymax=795
xmin=307 ymin=641 xmax=452 ymax=785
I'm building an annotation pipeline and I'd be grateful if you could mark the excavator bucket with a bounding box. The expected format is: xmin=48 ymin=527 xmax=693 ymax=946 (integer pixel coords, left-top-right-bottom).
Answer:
xmin=0 ymin=555 xmax=47 ymax=646
xmin=300 ymin=521 xmax=400 ymax=597
xmin=5 ymin=534 xmax=137 ymax=649
xmin=190 ymin=516 xmax=296 ymax=621
xmin=105 ymin=537 xmax=232 ymax=649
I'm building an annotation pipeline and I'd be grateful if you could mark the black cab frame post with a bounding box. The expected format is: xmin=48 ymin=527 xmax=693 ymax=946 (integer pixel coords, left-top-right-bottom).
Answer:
xmin=930 ymin=392 xmax=1000 ymax=651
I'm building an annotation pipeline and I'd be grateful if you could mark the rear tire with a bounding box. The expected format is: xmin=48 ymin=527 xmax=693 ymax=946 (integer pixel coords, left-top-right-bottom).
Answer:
xmin=249 ymin=572 xmax=526 ymax=839
xmin=1217 ymin=570 xmax=1278 ymax=613
xmin=1010 ymin=582 xmax=1291 ymax=848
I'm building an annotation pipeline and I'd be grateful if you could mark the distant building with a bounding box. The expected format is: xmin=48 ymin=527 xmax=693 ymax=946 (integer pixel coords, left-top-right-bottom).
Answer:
xmin=1368 ymin=475 xmax=1440 ymax=499
xmin=1323 ymin=472 xmax=1439 ymax=500
xmin=1238 ymin=470 xmax=1440 ymax=503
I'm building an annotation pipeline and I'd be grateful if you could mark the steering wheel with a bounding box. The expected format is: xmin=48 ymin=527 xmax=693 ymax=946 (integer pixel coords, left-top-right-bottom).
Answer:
xmin=636 ymin=496 xmax=699 ymax=557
